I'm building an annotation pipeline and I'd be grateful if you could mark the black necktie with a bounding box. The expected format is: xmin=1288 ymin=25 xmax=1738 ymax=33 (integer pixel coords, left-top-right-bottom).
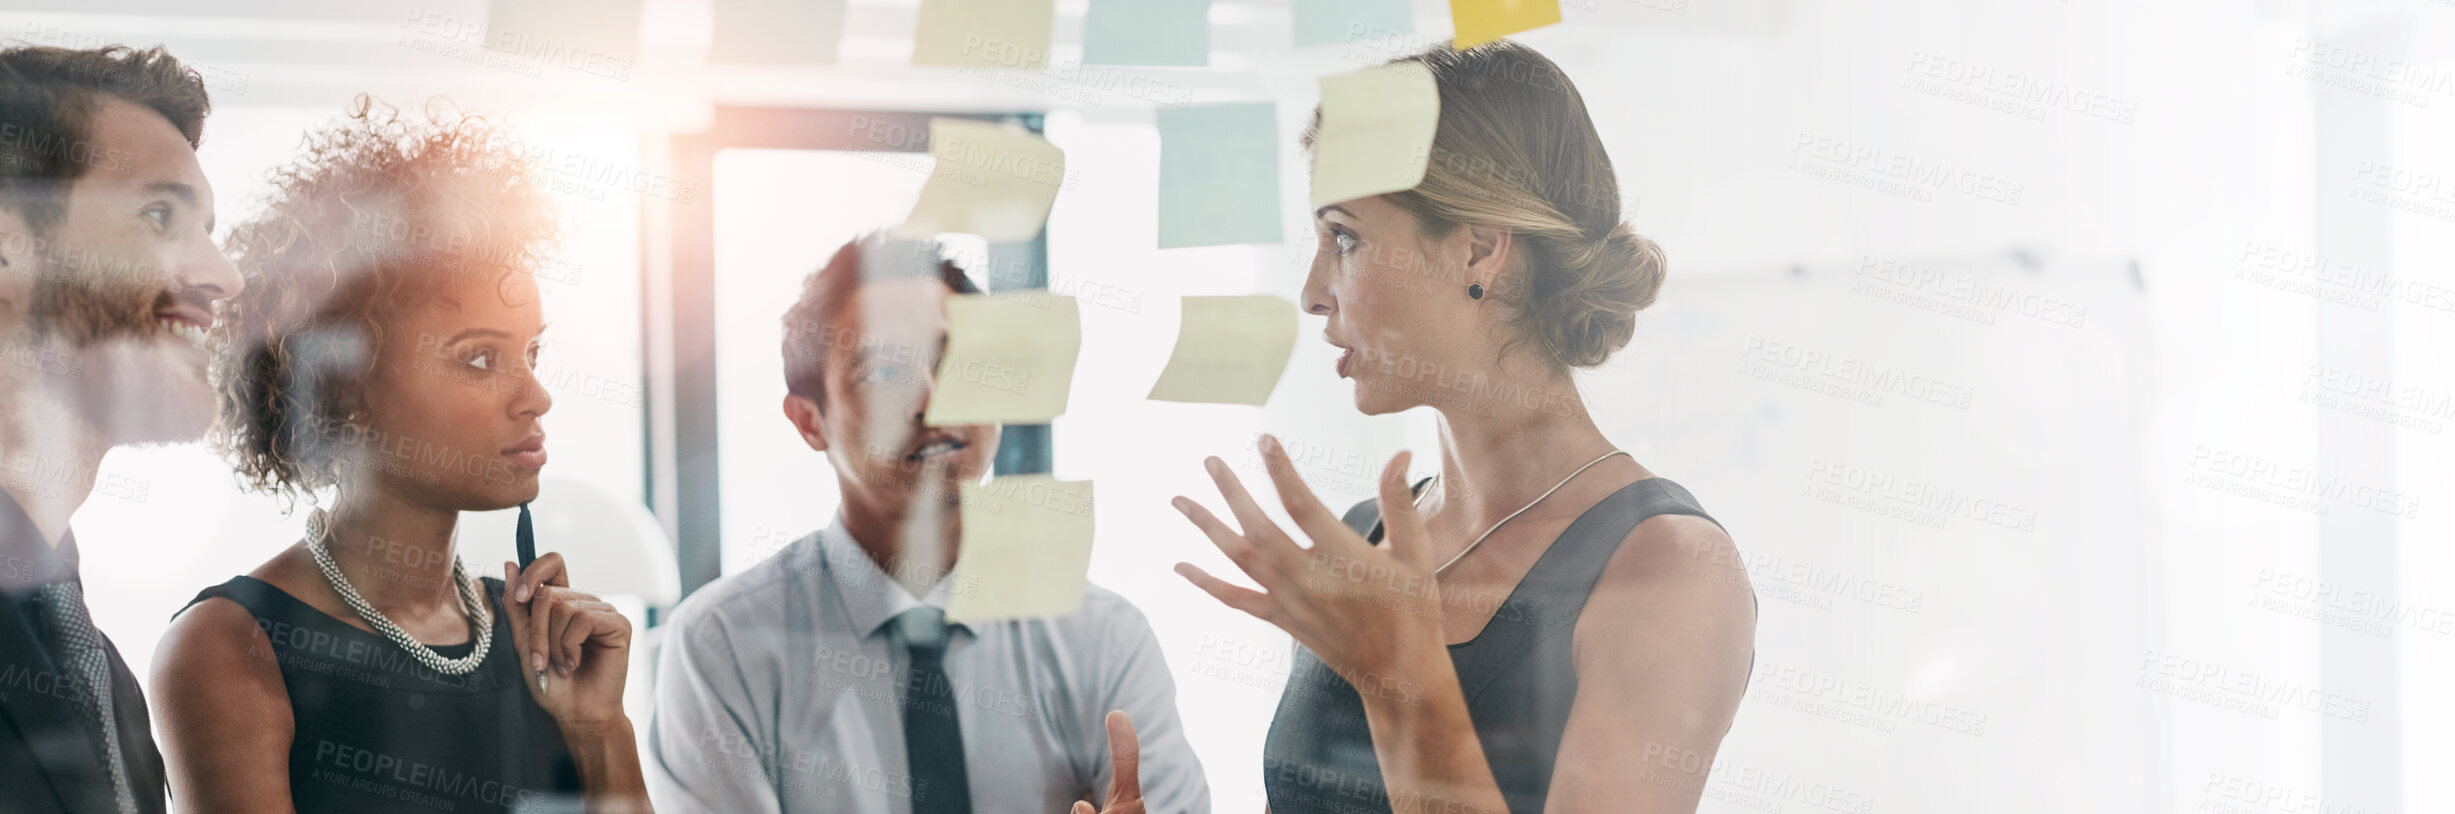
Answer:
xmin=32 ymin=581 xmax=138 ymax=814
xmin=891 ymin=606 xmax=971 ymax=814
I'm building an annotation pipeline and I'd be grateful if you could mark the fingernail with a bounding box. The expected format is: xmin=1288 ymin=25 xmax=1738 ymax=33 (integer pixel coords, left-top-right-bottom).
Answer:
xmin=531 ymin=652 xmax=545 ymax=673
xmin=1170 ymin=496 xmax=1191 ymax=513
xmin=1204 ymin=456 xmax=1224 ymax=475
xmin=1260 ymin=434 xmax=1279 ymax=455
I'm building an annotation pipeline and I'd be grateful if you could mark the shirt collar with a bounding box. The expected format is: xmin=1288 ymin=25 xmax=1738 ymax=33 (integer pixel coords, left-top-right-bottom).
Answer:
xmin=818 ymin=515 xmax=967 ymax=640
xmin=0 ymin=488 xmax=76 ymax=596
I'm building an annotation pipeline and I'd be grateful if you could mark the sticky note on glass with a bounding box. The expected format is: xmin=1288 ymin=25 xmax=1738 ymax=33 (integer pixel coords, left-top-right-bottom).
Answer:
xmin=894 ymin=119 xmax=1066 ymax=243
xmin=913 ymin=0 xmax=1054 ymax=70
xmin=1309 ymin=62 xmax=1441 ymax=208
xmin=926 ymin=292 xmax=1081 ymax=426
xmin=1157 ymin=103 xmax=1281 ymax=248
xmin=1292 ymin=0 xmax=1412 ymax=48
xmin=710 ymin=0 xmax=847 ymax=64
xmin=1148 ymin=296 xmax=1300 ymax=405
xmin=946 ymin=476 xmax=1095 ymax=622
xmin=486 ymin=0 xmax=642 ymax=65
xmin=1450 ymin=0 xmax=1560 ymax=48
xmin=1084 ymin=0 xmax=1209 ymax=66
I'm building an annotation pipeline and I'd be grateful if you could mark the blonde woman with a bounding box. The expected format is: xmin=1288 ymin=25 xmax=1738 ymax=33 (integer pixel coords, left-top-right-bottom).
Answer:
xmin=1152 ymin=41 xmax=1758 ymax=814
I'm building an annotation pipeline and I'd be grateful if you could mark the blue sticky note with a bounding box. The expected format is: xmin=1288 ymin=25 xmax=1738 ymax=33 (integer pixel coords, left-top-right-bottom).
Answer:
xmin=1292 ymin=0 xmax=1413 ymax=48
xmin=1085 ymin=0 xmax=1210 ymax=66
xmin=1157 ymin=103 xmax=1283 ymax=248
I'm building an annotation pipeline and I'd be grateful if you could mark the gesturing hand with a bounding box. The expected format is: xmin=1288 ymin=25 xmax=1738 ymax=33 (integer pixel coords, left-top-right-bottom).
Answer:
xmin=1070 ymin=711 xmax=1143 ymax=814
xmin=1172 ymin=435 xmax=1444 ymax=688
xmin=501 ymin=553 xmax=632 ymax=729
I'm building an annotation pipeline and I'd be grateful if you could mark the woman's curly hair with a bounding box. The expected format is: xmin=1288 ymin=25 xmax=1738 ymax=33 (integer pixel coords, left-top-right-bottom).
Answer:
xmin=211 ymin=96 xmax=557 ymax=506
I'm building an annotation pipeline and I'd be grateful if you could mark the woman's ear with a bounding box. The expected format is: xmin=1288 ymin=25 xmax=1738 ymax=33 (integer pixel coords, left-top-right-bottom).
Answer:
xmin=1461 ymin=224 xmax=1516 ymax=294
xmin=782 ymin=393 xmax=830 ymax=452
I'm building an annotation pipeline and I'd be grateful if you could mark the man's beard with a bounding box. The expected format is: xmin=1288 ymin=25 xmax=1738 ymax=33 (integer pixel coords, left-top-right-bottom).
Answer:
xmin=20 ymin=259 xmax=214 ymax=446
xmin=27 ymin=249 xmax=165 ymax=346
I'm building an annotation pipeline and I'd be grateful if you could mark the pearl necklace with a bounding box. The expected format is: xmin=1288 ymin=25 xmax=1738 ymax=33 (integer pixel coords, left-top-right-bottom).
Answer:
xmin=305 ymin=508 xmax=494 ymax=675
xmin=1414 ymin=449 xmax=1630 ymax=575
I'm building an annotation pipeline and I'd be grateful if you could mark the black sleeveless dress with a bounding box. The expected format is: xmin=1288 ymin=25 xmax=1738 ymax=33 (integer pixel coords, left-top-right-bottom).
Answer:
xmin=1261 ymin=477 xmax=1748 ymax=814
xmin=180 ymin=576 xmax=583 ymax=813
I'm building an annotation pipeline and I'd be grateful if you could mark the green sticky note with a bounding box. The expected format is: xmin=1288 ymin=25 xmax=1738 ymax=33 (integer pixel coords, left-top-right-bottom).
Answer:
xmin=1292 ymin=0 xmax=1413 ymax=48
xmin=1085 ymin=0 xmax=1210 ymax=66
xmin=1156 ymin=103 xmax=1282 ymax=248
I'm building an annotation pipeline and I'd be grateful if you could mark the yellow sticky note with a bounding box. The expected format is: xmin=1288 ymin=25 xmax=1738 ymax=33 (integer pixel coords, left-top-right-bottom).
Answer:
xmin=926 ymin=292 xmax=1082 ymax=426
xmin=946 ymin=476 xmax=1096 ymax=623
xmin=895 ymin=119 xmax=1067 ymax=243
xmin=710 ymin=0 xmax=847 ymax=64
xmin=1147 ymin=295 xmax=1301 ymax=406
xmin=485 ymin=0 xmax=642 ymax=66
xmin=912 ymin=0 xmax=1054 ymax=70
xmin=1449 ymin=0 xmax=1560 ymax=49
xmin=1310 ymin=62 xmax=1441 ymax=208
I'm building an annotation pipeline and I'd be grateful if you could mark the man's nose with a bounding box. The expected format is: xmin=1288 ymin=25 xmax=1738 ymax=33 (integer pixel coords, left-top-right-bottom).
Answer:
xmin=181 ymin=235 xmax=244 ymax=303
xmin=909 ymin=370 xmax=939 ymax=422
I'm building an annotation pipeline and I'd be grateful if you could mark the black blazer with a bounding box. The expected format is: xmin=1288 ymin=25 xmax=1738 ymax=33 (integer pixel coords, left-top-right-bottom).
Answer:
xmin=0 ymin=596 xmax=167 ymax=814
xmin=1 ymin=494 xmax=167 ymax=814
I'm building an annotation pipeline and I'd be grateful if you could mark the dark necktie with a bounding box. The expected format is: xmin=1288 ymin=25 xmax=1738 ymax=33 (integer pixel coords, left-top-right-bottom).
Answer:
xmin=891 ymin=606 xmax=971 ymax=814
xmin=32 ymin=580 xmax=139 ymax=814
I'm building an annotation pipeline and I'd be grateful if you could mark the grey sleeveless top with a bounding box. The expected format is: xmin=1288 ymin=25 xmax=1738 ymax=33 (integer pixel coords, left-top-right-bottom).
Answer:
xmin=1260 ymin=477 xmax=1747 ymax=814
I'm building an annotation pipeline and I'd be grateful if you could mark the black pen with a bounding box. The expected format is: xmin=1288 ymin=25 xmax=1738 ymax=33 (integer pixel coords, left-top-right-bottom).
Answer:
xmin=515 ymin=501 xmax=537 ymax=569
xmin=515 ymin=501 xmax=544 ymax=691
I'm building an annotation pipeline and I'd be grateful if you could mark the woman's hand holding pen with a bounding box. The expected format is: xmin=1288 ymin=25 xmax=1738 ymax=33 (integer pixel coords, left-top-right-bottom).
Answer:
xmin=503 ymin=553 xmax=655 ymax=812
xmin=1171 ymin=435 xmax=1446 ymax=686
xmin=501 ymin=552 xmax=633 ymax=729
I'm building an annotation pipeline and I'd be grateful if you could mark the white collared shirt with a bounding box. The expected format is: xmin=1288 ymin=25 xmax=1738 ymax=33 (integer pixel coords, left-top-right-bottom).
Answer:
xmin=645 ymin=518 xmax=1209 ymax=814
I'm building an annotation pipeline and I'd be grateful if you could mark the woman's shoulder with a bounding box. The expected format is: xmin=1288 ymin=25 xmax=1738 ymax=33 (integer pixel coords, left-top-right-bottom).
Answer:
xmin=150 ymin=573 xmax=299 ymax=781
xmin=1573 ymin=478 xmax=1752 ymax=633
xmin=153 ymin=577 xmax=287 ymax=704
xmin=165 ymin=546 xmax=341 ymax=655
xmin=161 ymin=552 xmax=303 ymax=655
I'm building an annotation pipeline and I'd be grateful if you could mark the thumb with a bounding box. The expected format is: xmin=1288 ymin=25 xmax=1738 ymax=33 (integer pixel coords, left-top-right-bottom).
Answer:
xmin=499 ymin=562 xmax=533 ymax=660
xmin=1073 ymin=803 xmax=1095 ymax=814
xmin=1376 ymin=452 xmax=1429 ymax=569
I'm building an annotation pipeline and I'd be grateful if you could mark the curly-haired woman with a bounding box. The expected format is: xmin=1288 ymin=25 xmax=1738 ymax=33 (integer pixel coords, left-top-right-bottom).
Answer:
xmin=150 ymin=99 xmax=653 ymax=814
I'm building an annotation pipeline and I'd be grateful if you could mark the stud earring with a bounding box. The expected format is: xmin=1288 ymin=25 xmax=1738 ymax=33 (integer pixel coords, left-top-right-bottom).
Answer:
xmin=1467 ymin=282 xmax=1485 ymax=300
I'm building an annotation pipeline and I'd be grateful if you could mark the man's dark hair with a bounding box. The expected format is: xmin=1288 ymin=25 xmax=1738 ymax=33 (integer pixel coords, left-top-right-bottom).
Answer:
xmin=0 ymin=44 xmax=211 ymax=231
xmin=781 ymin=235 xmax=980 ymax=407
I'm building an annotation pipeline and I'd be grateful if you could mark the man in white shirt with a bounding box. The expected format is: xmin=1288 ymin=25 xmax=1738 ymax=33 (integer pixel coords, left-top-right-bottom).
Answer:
xmin=645 ymin=236 xmax=1206 ymax=814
